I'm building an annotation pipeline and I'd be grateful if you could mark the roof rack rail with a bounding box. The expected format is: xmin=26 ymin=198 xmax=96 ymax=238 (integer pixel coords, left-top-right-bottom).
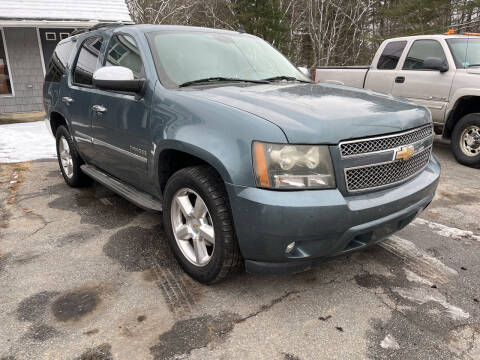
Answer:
xmin=70 ymin=22 xmax=132 ymax=36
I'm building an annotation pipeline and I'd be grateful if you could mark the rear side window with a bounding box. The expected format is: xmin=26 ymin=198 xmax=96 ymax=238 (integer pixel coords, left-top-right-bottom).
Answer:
xmin=403 ymin=40 xmax=447 ymax=70
xmin=105 ymin=34 xmax=144 ymax=79
xmin=73 ymin=36 xmax=103 ymax=86
xmin=377 ymin=41 xmax=407 ymax=70
xmin=45 ymin=40 xmax=74 ymax=82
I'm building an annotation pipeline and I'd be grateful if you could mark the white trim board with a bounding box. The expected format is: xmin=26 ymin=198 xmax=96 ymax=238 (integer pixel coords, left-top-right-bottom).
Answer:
xmin=36 ymin=27 xmax=46 ymax=76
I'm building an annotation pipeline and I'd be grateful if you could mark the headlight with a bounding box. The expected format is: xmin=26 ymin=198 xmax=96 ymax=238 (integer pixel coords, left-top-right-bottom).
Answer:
xmin=252 ymin=142 xmax=336 ymax=189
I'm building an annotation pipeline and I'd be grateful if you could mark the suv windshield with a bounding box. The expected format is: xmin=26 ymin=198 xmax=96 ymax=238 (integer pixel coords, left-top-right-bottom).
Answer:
xmin=446 ymin=38 xmax=480 ymax=68
xmin=149 ymin=31 xmax=310 ymax=87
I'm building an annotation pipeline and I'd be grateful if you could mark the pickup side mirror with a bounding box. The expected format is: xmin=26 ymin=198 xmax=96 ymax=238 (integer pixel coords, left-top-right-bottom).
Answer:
xmin=93 ymin=66 xmax=146 ymax=94
xmin=423 ymin=57 xmax=449 ymax=73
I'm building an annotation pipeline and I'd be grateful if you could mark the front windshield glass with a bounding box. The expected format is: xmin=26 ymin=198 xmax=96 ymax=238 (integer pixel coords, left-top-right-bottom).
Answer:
xmin=446 ymin=38 xmax=480 ymax=68
xmin=149 ymin=31 xmax=309 ymax=87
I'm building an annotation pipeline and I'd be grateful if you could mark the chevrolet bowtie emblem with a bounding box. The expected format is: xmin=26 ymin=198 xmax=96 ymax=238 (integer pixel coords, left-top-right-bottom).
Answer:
xmin=395 ymin=145 xmax=415 ymax=161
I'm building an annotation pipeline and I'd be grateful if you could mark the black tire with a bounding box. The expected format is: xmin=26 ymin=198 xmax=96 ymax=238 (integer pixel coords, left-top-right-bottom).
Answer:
xmin=163 ymin=165 xmax=242 ymax=284
xmin=55 ymin=125 xmax=91 ymax=187
xmin=451 ymin=113 xmax=480 ymax=168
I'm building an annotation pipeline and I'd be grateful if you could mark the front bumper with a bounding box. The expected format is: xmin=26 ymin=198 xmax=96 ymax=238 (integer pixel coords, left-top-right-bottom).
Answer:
xmin=227 ymin=155 xmax=440 ymax=275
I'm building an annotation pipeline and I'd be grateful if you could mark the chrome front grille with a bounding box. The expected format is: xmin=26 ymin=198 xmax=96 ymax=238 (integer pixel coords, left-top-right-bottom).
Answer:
xmin=340 ymin=125 xmax=433 ymax=157
xmin=345 ymin=147 xmax=431 ymax=192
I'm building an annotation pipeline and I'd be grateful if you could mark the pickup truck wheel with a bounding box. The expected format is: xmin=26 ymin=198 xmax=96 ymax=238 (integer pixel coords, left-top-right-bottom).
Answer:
xmin=452 ymin=113 xmax=480 ymax=168
xmin=163 ymin=166 xmax=242 ymax=284
xmin=55 ymin=126 xmax=91 ymax=187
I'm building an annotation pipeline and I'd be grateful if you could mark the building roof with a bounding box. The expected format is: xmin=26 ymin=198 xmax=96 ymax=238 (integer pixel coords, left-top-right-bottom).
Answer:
xmin=0 ymin=0 xmax=132 ymax=23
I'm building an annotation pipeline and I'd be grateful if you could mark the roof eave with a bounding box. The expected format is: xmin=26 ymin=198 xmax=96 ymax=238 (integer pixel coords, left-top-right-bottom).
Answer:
xmin=0 ymin=19 xmax=133 ymax=28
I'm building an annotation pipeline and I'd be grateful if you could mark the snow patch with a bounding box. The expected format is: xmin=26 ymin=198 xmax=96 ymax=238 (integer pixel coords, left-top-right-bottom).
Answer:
xmin=393 ymin=287 xmax=469 ymax=321
xmin=380 ymin=334 xmax=400 ymax=350
xmin=0 ymin=122 xmax=56 ymax=164
xmin=403 ymin=268 xmax=434 ymax=286
xmin=413 ymin=218 xmax=480 ymax=242
xmin=381 ymin=236 xmax=458 ymax=285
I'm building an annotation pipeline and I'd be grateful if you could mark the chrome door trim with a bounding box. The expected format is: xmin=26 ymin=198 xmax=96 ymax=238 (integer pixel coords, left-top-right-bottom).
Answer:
xmin=91 ymin=137 xmax=147 ymax=163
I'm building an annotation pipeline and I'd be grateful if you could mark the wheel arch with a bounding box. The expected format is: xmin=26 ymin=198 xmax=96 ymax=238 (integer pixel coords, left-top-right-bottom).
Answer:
xmin=444 ymin=94 xmax=480 ymax=139
xmin=49 ymin=110 xmax=70 ymax=136
xmin=155 ymin=142 xmax=233 ymax=194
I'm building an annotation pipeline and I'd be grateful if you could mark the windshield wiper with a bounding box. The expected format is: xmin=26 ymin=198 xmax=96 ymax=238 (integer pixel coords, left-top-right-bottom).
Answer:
xmin=261 ymin=75 xmax=311 ymax=83
xmin=179 ymin=77 xmax=268 ymax=88
xmin=467 ymin=64 xmax=480 ymax=68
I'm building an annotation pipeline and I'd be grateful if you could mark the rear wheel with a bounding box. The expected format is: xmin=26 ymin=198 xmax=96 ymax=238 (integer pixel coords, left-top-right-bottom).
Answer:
xmin=55 ymin=125 xmax=91 ymax=187
xmin=452 ymin=113 xmax=480 ymax=168
xmin=163 ymin=166 xmax=242 ymax=284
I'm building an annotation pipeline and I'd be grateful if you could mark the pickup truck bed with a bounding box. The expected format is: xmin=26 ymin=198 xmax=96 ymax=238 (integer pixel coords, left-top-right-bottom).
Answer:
xmin=315 ymin=66 xmax=369 ymax=88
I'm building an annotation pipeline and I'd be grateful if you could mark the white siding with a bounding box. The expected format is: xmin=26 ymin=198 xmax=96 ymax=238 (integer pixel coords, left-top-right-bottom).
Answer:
xmin=0 ymin=0 xmax=131 ymax=22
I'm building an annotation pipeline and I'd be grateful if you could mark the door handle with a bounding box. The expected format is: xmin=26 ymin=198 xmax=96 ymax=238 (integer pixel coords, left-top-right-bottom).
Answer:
xmin=395 ymin=76 xmax=405 ymax=84
xmin=61 ymin=96 xmax=73 ymax=104
xmin=92 ymin=105 xmax=107 ymax=113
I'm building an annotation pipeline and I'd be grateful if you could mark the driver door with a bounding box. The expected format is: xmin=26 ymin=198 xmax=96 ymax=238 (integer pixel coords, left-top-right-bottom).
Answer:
xmin=90 ymin=33 xmax=152 ymax=190
xmin=392 ymin=39 xmax=454 ymax=121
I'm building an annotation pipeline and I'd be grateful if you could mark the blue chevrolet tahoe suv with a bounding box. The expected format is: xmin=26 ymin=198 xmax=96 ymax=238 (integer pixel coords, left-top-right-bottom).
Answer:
xmin=44 ymin=24 xmax=440 ymax=283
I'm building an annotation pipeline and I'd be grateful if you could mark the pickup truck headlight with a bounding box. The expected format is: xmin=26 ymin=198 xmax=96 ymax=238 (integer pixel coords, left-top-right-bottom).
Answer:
xmin=252 ymin=142 xmax=336 ymax=189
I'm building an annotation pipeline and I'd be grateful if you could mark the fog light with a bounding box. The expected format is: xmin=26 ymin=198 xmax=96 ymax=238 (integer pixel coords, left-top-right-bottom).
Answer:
xmin=285 ymin=242 xmax=296 ymax=254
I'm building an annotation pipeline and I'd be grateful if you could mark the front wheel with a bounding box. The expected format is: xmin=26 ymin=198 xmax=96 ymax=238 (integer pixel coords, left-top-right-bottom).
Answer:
xmin=451 ymin=113 xmax=480 ymax=168
xmin=163 ymin=166 xmax=242 ymax=284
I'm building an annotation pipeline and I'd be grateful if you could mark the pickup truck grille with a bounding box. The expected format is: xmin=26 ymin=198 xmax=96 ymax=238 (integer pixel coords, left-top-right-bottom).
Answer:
xmin=345 ymin=146 xmax=431 ymax=192
xmin=340 ymin=125 xmax=433 ymax=157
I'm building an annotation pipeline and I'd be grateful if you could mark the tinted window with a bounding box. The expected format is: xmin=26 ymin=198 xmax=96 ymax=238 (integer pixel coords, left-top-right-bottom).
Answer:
xmin=73 ymin=36 xmax=103 ymax=86
xmin=45 ymin=40 xmax=74 ymax=82
xmin=105 ymin=34 xmax=144 ymax=79
xmin=377 ymin=41 xmax=407 ymax=70
xmin=403 ymin=40 xmax=447 ymax=70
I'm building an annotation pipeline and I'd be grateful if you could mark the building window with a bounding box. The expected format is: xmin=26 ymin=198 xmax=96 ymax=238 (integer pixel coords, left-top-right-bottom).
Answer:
xmin=0 ymin=29 xmax=13 ymax=95
xmin=45 ymin=32 xmax=56 ymax=41
xmin=60 ymin=32 xmax=70 ymax=40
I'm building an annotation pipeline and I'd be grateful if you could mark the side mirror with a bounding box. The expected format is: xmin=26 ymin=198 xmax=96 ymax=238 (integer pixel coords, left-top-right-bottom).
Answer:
xmin=423 ymin=57 xmax=449 ymax=73
xmin=297 ymin=66 xmax=311 ymax=78
xmin=93 ymin=66 xmax=146 ymax=94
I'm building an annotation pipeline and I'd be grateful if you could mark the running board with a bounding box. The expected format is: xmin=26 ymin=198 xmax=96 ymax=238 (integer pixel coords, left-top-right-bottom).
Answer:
xmin=80 ymin=165 xmax=162 ymax=212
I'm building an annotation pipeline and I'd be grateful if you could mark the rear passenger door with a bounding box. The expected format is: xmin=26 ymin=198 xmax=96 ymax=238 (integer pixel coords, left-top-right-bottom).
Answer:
xmin=392 ymin=39 xmax=454 ymax=121
xmin=365 ymin=40 xmax=407 ymax=94
xmin=66 ymin=36 xmax=104 ymax=161
xmin=90 ymin=33 xmax=151 ymax=189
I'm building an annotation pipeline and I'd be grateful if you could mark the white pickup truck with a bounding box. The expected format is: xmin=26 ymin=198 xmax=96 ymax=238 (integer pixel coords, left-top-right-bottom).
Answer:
xmin=315 ymin=33 xmax=480 ymax=168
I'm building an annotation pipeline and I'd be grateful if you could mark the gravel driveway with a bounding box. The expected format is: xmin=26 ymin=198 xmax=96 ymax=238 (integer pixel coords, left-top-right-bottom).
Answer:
xmin=0 ymin=140 xmax=479 ymax=360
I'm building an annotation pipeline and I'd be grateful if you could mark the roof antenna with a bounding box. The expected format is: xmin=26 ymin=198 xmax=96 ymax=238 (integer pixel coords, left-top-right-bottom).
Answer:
xmin=238 ymin=25 xmax=246 ymax=34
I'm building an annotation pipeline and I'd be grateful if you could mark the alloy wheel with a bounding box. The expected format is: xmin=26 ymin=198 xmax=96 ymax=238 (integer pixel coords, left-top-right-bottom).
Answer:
xmin=170 ymin=188 xmax=215 ymax=267
xmin=59 ymin=135 xmax=74 ymax=178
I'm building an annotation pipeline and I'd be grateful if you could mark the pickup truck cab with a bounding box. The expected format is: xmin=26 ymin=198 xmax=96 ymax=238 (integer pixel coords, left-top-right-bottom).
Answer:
xmin=44 ymin=24 xmax=440 ymax=283
xmin=315 ymin=33 xmax=480 ymax=168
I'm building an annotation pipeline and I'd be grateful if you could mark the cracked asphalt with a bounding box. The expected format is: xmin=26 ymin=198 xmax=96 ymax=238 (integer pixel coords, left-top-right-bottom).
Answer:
xmin=0 ymin=139 xmax=479 ymax=360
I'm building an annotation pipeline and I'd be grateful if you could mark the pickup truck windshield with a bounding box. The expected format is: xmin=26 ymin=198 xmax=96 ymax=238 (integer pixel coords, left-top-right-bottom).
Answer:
xmin=149 ymin=31 xmax=309 ymax=87
xmin=446 ymin=38 xmax=480 ymax=69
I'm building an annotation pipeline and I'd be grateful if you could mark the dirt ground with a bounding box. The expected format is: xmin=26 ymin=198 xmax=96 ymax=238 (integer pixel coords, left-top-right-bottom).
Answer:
xmin=0 ymin=140 xmax=479 ymax=360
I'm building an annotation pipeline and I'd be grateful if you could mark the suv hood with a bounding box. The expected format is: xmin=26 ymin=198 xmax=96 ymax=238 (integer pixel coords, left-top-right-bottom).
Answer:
xmin=192 ymin=83 xmax=431 ymax=144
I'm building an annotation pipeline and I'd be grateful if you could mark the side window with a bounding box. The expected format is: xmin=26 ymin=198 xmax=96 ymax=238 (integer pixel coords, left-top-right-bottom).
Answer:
xmin=73 ymin=36 xmax=103 ymax=86
xmin=104 ymin=34 xmax=144 ymax=79
xmin=45 ymin=40 xmax=74 ymax=82
xmin=403 ymin=40 xmax=447 ymax=70
xmin=377 ymin=41 xmax=407 ymax=70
